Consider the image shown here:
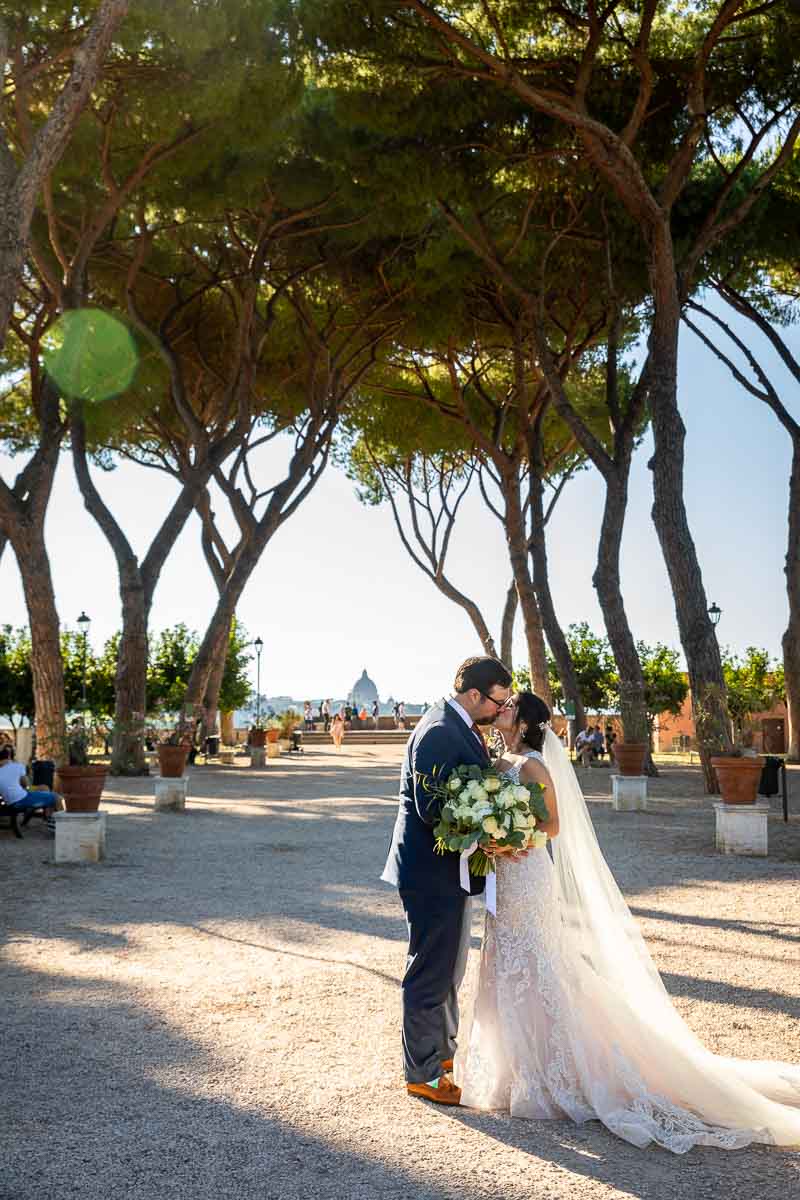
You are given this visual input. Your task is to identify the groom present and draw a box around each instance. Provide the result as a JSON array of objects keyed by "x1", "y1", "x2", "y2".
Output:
[{"x1": 381, "y1": 655, "x2": 513, "y2": 1105}]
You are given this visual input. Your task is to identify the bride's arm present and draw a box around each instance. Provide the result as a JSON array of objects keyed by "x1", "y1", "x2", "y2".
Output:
[{"x1": 520, "y1": 758, "x2": 559, "y2": 837}]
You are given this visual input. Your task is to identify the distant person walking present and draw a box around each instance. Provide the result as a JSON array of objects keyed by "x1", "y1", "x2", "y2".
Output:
[
  {"x1": 322, "y1": 699, "x2": 331, "y2": 732},
  {"x1": 303, "y1": 701, "x2": 313, "y2": 732},
  {"x1": 397, "y1": 701, "x2": 407, "y2": 730},
  {"x1": 372, "y1": 699, "x2": 380, "y2": 729},
  {"x1": 330, "y1": 710, "x2": 345, "y2": 751},
  {"x1": 344, "y1": 702, "x2": 353, "y2": 729}
]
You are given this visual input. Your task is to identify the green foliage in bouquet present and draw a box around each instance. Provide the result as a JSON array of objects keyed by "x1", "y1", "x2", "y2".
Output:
[{"x1": 421, "y1": 763, "x2": 549, "y2": 878}]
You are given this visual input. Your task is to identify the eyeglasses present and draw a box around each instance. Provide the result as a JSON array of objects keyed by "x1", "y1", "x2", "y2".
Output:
[{"x1": 479, "y1": 691, "x2": 513, "y2": 711}]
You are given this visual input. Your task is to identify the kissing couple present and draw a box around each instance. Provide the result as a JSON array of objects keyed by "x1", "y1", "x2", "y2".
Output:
[{"x1": 381, "y1": 655, "x2": 800, "y2": 1154}]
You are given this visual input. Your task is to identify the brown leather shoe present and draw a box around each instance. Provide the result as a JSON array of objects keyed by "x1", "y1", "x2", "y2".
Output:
[
  {"x1": 441, "y1": 1058, "x2": 454, "y2": 1071},
  {"x1": 407, "y1": 1072, "x2": 461, "y2": 1106}
]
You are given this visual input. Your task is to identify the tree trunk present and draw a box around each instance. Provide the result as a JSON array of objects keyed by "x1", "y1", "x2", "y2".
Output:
[
  {"x1": 111, "y1": 570, "x2": 149, "y2": 775},
  {"x1": 593, "y1": 473, "x2": 656, "y2": 774},
  {"x1": 12, "y1": 524, "x2": 65, "y2": 763},
  {"x1": 183, "y1": 564, "x2": 254, "y2": 713},
  {"x1": 647, "y1": 229, "x2": 730, "y2": 790},
  {"x1": 201, "y1": 616, "x2": 231, "y2": 744},
  {"x1": 528, "y1": 472, "x2": 584, "y2": 731},
  {"x1": 431, "y1": 574, "x2": 499, "y2": 658},
  {"x1": 0, "y1": 227, "x2": 26, "y2": 356},
  {"x1": 500, "y1": 579, "x2": 517, "y2": 671},
  {"x1": 783, "y1": 432, "x2": 800, "y2": 761},
  {"x1": 503, "y1": 474, "x2": 551, "y2": 702},
  {"x1": 0, "y1": 0, "x2": 131, "y2": 350}
]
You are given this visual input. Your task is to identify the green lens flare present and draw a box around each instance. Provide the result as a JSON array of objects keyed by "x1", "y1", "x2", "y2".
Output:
[{"x1": 43, "y1": 309, "x2": 138, "y2": 402}]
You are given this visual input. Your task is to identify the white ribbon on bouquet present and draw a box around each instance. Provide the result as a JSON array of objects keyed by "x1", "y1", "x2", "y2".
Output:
[{"x1": 459, "y1": 842, "x2": 496, "y2": 915}]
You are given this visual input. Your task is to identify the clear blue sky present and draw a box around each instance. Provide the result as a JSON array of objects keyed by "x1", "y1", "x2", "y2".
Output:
[{"x1": 1, "y1": 297, "x2": 793, "y2": 703}]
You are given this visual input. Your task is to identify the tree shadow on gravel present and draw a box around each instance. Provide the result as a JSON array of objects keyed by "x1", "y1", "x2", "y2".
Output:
[
  {"x1": 0, "y1": 960, "x2": 486, "y2": 1200},
  {"x1": 440, "y1": 1105, "x2": 800, "y2": 1200},
  {"x1": 631, "y1": 905, "x2": 800, "y2": 945}
]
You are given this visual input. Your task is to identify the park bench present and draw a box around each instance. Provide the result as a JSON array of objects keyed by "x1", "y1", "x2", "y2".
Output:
[{"x1": 0, "y1": 792, "x2": 55, "y2": 839}]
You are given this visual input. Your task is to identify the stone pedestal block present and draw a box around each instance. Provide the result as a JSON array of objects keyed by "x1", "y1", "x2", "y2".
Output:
[
  {"x1": 611, "y1": 774, "x2": 647, "y2": 812},
  {"x1": 266, "y1": 742, "x2": 281, "y2": 759},
  {"x1": 250, "y1": 747, "x2": 266, "y2": 767},
  {"x1": 714, "y1": 801, "x2": 769, "y2": 856},
  {"x1": 154, "y1": 776, "x2": 187, "y2": 812},
  {"x1": 54, "y1": 812, "x2": 107, "y2": 863}
]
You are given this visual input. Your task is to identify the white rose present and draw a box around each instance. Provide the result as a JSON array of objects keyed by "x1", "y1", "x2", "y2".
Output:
[
  {"x1": 462, "y1": 779, "x2": 478, "y2": 797},
  {"x1": 471, "y1": 801, "x2": 493, "y2": 820},
  {"x1": 482, "y1": 815, "x2": 500, "y2": 836},
  {"x1": 483, "y1": 776, "x2": 501, "y2": 793},
  {"x1": 530, "y1": 830, "x2": 548, "y2": 849},
  {"x1": 448, "y1": 776, "x2": 463, "y2": 792},
  {"x1": 497, "y1": 787, "x2": 515, "y2": 809},
  {"x1": 512, "y1": 810, "x2": 529, "y2": 831},
  {"x1": 514, "y1": 785, "x2": 530, "y2": 803},
  {"x1": 471, "y1": 784, "x2": 488, "y2": 803}
]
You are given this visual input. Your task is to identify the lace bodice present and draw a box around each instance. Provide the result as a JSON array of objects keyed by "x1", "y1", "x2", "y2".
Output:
[{"x1": 499, "y1": 749, "x2": 544, "y2": 785}]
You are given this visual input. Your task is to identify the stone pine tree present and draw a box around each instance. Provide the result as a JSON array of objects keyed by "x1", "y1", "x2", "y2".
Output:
[
  {"x1": 682, "y1": 184, "x2": 800, "y2": 757},
  {"x1": 0, "y1": 0, "x2": 131, "y2": 350},
  {"x1": 309, "y1": 0, "x2": 800, "y2": 787}
]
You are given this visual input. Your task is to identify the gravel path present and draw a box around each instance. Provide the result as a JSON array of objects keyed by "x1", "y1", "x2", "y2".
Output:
[{"x1": 1, "y1": 746, "x2": 799, "y2": 1199}]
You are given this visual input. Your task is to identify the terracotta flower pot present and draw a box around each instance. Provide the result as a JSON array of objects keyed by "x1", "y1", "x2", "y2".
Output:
[
  {"x1": 250, "y1": 729, "x2": 268, "y2": 748},
  {"x1": 265, "y1": 729, "x2": 280, "y2": 745},
  {"x1": 55, "y1": 765, "x2": 107, "y2": 813},
  {"x1": 711, "y1": 755, "x2": 763, "y2": 804},
  {"x1": 613, "y1": 742, "x2": 647, "y2": 777},
  {"x1": 157, "y1": 744, "x2": 189, "y2": 778}
]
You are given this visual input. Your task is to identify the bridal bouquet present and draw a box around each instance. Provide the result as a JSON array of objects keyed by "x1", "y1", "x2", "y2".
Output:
[{"x1": 425, "y1": 763, "x2": 549, "y2": 877}]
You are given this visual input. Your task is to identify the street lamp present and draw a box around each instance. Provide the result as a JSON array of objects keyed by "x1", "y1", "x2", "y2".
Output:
[
  {"x1": 254, "y1": 636, "x2": 264, "y2": 726},
  {"x1": 77, "y1": 610, "x2": 91, "y2": 714},
  {"x1": 708, "y1": 602, "x2": 722, "y2": 628}
]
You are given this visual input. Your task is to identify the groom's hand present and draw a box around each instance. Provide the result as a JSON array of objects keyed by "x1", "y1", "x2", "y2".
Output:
[{"x1": 485, "y1": 839, "x2": 530, "y2": 860}]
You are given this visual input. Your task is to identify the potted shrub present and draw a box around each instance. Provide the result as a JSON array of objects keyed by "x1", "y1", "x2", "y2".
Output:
[
  {"x1": 156, "y1": 724, "x2": 191, "y2": 778},
  {"x1": 278, "y1": 709, "x2": 302, "y2": 750},
  {"x1": 710, "y1": 722, "x2": 763, "y2": 804},
  {"x1": 264, "y1": 717, "x2": 281, "y2": 745},
  {"x1": 249, "y1": 723, "x2": 268, "y2": 748},
  {"x1": 56, "y1": 722, "x2": 107, "y2": 812},
  {"x1": 612, "y1": 741, "x2": 648, "y2": 777},
  {"x1": 698, "y1": 686, "x2": 765, "y2": 805}
]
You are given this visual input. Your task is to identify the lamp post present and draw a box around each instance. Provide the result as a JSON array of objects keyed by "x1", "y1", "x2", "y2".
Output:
[
  {"x1": 77, "y1": 610, "x2": 91, "y2": 717},
  {"x1": 254, "y1": 636, "x2": 263, "y2": 726},
  {"x1": 708, "y1": 602, "x2": 722, "y2": 628}
]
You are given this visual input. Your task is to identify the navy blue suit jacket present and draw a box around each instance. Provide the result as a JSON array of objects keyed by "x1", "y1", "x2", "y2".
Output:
[{"x1": 381, "y1": 701, "x2": 488, "y2": 896}]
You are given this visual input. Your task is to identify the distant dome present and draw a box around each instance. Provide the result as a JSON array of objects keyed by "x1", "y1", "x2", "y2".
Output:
[{"x1": 352, "y1": 669, "x2": 379, "y2": 705}]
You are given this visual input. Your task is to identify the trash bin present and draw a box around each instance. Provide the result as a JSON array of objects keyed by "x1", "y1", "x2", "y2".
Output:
[
  {"x1": 30, "y1": 759, "x2": 55, "y2": 789},
  {"x1": 759, "y1": 756, "x2": 782, "y2": 797},
  {"x1": 205, "y1": 735, "x2": 220, "y2": 758}
]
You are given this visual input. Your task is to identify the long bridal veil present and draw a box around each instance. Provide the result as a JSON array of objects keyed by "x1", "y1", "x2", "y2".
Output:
[{"x1": 541, "y1": 726, "x2": 800, "y2": 1150}]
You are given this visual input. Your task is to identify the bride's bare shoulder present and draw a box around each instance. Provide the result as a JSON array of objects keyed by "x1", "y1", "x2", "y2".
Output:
[{"x1": 520, "y1": 755, "x2": 553, "y2": 789}]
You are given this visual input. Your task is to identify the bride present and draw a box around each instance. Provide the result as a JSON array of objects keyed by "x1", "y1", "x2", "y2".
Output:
[{"x1": 455, "y1": 691, "x2": 800, "y2": 1154}]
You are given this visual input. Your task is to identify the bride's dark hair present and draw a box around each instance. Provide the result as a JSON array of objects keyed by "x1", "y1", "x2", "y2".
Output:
[{"x1": 514, "y1": 691, "x2": 551, "y2": 753}]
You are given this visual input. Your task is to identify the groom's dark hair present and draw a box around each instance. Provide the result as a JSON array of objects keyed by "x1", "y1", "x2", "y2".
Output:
[{"x1": 454, "y1": 656, "x2": 512, "y2": 695}]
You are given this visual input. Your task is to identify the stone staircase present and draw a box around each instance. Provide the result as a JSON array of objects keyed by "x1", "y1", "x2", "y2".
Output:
[{"x1": 299, "y1": 729, "x2": 411, "y2": 747}]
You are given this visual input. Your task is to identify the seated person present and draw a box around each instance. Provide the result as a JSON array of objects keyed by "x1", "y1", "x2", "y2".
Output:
[
  {"x1": 574, "y1": 728, "x2": 594, "y2": 768},
  {"x1": 0, "y1": 745, "x2": 60, "y2": 814}
]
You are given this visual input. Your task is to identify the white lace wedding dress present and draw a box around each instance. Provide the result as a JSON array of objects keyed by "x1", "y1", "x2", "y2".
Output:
[{"x1": 455, "y1": 740, "x2": 800, "y2": 1154}]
